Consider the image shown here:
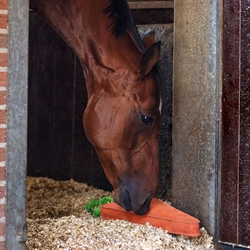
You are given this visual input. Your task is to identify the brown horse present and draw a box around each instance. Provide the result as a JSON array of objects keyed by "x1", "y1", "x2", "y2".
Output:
[{"x1": 30, "y1": 0, "x2": 161, "y2": 215}]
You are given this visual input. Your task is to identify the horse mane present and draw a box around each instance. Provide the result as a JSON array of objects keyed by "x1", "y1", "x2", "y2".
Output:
[
  {"x1": 104, "y1": 0, "x2": 145, "y2": 53},
  {"x1": 105, "y1": 0, "x2": 164, "y2": 95},
  {"x1": 104, "y1": 0, "x2": 134, "y2": 37}
]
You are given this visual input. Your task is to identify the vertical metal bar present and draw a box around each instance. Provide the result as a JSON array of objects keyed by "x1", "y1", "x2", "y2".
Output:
[{"x1": 6, "y1": 0, "x2": 29, "y2": 249}]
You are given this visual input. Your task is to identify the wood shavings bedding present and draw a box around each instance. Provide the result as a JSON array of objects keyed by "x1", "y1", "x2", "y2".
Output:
[{"x1": 26, "y1": 177, "x2": 214, "y2": 249}]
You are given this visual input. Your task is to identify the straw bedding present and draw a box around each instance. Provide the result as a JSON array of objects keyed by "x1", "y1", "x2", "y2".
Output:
[{"x1": 26, "y1": 177, "x2": 214, "y2": 249}]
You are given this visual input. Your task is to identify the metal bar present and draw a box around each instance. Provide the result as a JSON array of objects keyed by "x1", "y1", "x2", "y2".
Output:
[{"x1": 128, "y1": 1, "x2": 174, "y2": 9}]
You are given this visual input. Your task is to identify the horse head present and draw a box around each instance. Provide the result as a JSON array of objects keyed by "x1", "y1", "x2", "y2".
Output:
[
  {"x1": 30, "y1": 0, "x2": 162, "y2": 216},
  {"x1": 83, "y1": 32, "x2": 161, "y2": 215}
]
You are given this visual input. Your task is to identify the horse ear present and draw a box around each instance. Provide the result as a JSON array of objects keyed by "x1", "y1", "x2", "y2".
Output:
[
  {"x1": 140, "y1": 41, "x2": 161, "y2": 76},
  {"x1": 142, "y1": 31, "x2": 155, "y2": 50}
]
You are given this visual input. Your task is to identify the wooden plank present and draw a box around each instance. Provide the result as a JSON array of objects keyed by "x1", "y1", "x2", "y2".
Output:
[
  {"x1": 238, "y1": 0, "x2": 250, "y2": 246},
  {"x1": 220, "y1": 0, "x2": 241, "y2": 245},
  {"x1": 128, "y1": 1, "x2": 174, "y2": 9},
  {"x1": 28, "y1": 12, "x2": 75, "y2": 180},
  {"x1": 128, "y1": 0, "x2": 170, "y2": 1},
  {"x1": 131, "y1": 9, "x2": 174, "y2": 24},
  {"x1": 220, "y1": 0, "x2": 250, "y2": 247}
]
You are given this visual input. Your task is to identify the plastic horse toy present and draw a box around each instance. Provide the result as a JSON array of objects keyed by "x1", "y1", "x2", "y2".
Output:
[{"x1": 30, "y1": 0, "x2": 162, "y2": 215}]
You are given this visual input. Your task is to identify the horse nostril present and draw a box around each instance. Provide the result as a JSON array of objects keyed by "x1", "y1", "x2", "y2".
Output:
[
  {"x1": 143, "y1": 194, "x2": 153, "y2": 208},
  {"x1": 134, "y1": 194, "x2": 153, "y2": 216},
  {"x1": 123, "y1": 190, "x2": 132, "y2": 212},
  {"x1": 117, "y1": 189, "x2": 154, "y2": 215}
]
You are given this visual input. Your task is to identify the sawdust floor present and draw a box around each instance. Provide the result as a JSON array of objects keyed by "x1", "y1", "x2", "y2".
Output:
[{"x1": 26, "y1": 177, "x2": 215, "y2": 250}]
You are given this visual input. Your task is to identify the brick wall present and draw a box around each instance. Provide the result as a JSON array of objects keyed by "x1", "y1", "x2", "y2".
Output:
[{"x1": 0, "y1": 0, "x2": 7, "y2": 248}]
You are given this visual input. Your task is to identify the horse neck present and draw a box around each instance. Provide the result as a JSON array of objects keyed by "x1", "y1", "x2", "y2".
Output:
[{"x1": 30, "y1": 0, "x2": 142, "y2": 94}]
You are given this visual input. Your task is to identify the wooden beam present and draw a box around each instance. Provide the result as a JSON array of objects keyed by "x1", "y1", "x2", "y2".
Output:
[{"x1": 128, "y1": 1, "x2": 174, "y2": 9}]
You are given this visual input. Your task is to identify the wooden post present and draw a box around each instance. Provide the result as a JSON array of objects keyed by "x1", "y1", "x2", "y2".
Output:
[{"x1": 128, "y1": 1, "x2": 174, "y2": 9}]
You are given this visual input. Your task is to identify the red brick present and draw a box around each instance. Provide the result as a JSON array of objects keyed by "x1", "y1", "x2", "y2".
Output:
[
  {"x1": 0, "y1": 54, "x2": 7, "y2": 67},
  {"x1": 0, "y1": 0, "x2": 8, "y2": 9},
  {"x1": 0, "y1": 34, "x2": 7, "y2": 48},
  {"x1": 0, "y1": 92, "x2": 6, "y2": 106},
  {"x1": 0, "y1": 110, "x2": 6, "y2": 124},
  {"x1": 0, "y1": 205, "x2": 5, "y2": 218},
  {"x1": 0, "y1": 72, "x2": 6, "y2": 81},
  {"x1": 0, "y1": 223, "x2": 5, "y2": 238},
  {"x1": 0, "y1": 81, "x2": 6, "y2": 88},
  {"x1": 0, "y1": 148, "x2": 5, "y2": 163},
  {"x1": 0, "y1": 166, "x2": 5, "y2": 181},
  {"x1": 0, "y1": 242, "x2": 4, "y2": 249},
  {"x1": 0, "y1": 186, "x2": 4, "y2": 200},
  {"x1": 0, "y1": 72, "x2": 7, "y2": 87},
  {"x1": 0, "y1": 14, "x2": 7, "y2": 29},
  {"x1": 0, "y1": 128, "x2": 5, "y2": 142},
  {"x1": 0, "y1": 92, "x2": 6, "y2": 105}
]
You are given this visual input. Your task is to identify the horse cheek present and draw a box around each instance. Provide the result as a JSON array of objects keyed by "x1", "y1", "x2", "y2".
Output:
[{"x1": 83, "y1": 104, "x2": 98, "y2": 146}]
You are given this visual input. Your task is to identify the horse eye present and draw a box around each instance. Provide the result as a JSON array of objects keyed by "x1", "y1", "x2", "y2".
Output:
[{"x1": 140, "y1": 114, "x2": 155, "y2": 126}]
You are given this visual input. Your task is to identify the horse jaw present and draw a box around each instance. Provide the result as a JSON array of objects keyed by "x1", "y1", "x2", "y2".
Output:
[{"x1": 93, "y1": 141, "x2": 159, "y2": 215}]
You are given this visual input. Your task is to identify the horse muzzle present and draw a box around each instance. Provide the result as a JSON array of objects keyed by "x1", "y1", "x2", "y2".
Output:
[{"x1": 114, "y1": 187, "x2": 154, "y2": 215}]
